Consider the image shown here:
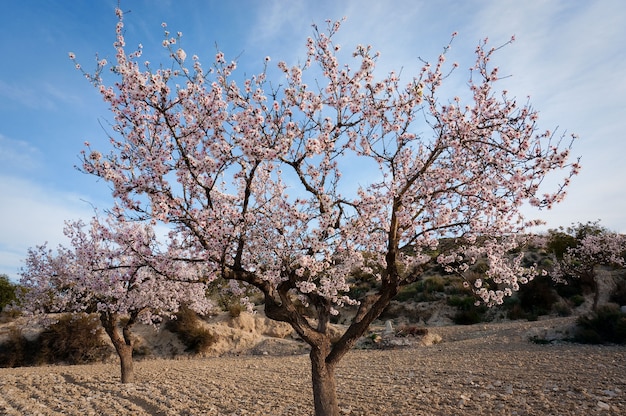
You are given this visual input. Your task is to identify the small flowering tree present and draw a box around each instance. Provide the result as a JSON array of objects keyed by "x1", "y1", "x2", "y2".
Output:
[
  {"x1": 549, "y1": 222, "x2": 626, "y2": 310},
  {"x1": 74, "y1": 9, "x2": 579, "y2": 414},
  {"x1": 18, "y1": 215, "x2": 212, "y2": 383}
]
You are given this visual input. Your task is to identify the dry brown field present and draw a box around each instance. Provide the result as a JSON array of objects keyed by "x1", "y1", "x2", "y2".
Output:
[{"x1": 1, "y1": 318, "x2": 625, "y2": 415}]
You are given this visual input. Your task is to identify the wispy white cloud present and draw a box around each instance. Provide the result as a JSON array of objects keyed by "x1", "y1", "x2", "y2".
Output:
[
  {"x1": 0, "y1": 135, "x2": 42, "y2": 173},
  {"x1": 0, "y1": 176, "x2": 100, "y2": 281},
  {"x1": 461, "y1": 1, "x2": 626, "y2": 233},
  {"x1": 0, "y1": 80, "x2": 59, "y2": 111},
  {"x1": 237, "y1": 0, "x2": 626, "y2": 234}
]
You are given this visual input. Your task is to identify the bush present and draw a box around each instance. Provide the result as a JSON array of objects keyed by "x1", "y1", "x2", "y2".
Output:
[
  {"x1": 554, "y1": 275, "x2": 590, "y2": 299},
  {"x1": 553, "y1": 301, "x2": 572, "y2": 317},
  {"x1": 166, "y1": 306, "x2": 216, "y2": 354},
  {"x1": 447, "y1": 294, "x2": 487, "y2": 325},
  {"x1": 228, "y1": 303, "x2": 244, "y2": 318},
  {"x1": 518, "y1": 276, "x2": 558, "y2": 314},
  {"x1": 505, "y1": 297, "x2": 526, "y2": 320},
  {"x1": 394, "y1": 278, "x2": 446, "y2": 303},
  {"x1": 447, "y1": 295, "x2": 476, "y2": 310},
  {"x1": 453, "y1": 309, "x2": 483, "y2": 325},
  {"x1": 0, "y1": 314, "x2": 111, "y2": 367},
  {"x1": 0, "y1": 274, "x2": 17, "y2": 313},
  {"x1": 37, "y1": 314, "x2": 111, "y2": 365},
  {"x1": 444, "y1": 279, "x2": 468, "y2": 296},
  {"x1": 574, "y1": 305, "x2": 626, "y2": 344},
  {"x1": 394, "y1": 283, "x2": 420, "y2": 302},
  {"x1": 0, "y1": 327, "x2": 38, "y2": 367},
  {"x1": 569, "y1": 294, "x2": 585, "y2": 307}
]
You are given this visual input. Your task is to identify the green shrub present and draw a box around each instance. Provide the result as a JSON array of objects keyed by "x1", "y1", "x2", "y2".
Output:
[
  {"x1": 394, "y1": 283, "x2": 419, "y2": 302},
  {"x1": 505, "y1": 298, "x2": 526, "y2": 320},
  {"x1": 554, "y1": 275, "x2": 590, "y2": 299},
  {"x1": 453, "y1": 309, "x2": 483, "y2": 325},
  {"x1": 426, "y1": 276, "x2": 446, "y2": 292},
  {"x1": 521, "y1": 252, "x2": 542, "y2": 268},
  {"x1": 569, "y1": 294, "x2": 585, "y2": 307},
  {"x1": 395, "y1": 278, "x2": 447, "y2": 303},
  {"x1": 553, "y1": 301, "x2": 572, "y2": 317},
  {"x1": 517, "y1": 276, "x2": 558, "y2": 317},
  {"x1": 444, "y1": 279, "x2": 468, "y2": 296},
  {"x1": 0, "y1": 274, "x2": 17, "y2": 313},
  {"x1": 166, "y1": 307, "x2": 216, "y2": 354},
  {"x1": 346, "y1": 283, "x2": 370, "y2": 300},
  {"x1": 574, "y1": 305, "x2": 626, "y2": 344},
  {"x1": 447, "y1": 295, "x2": 476, "y2": 310},
  {"x1": 546, "y1": 231, "x2": 577, "y2": 259}
]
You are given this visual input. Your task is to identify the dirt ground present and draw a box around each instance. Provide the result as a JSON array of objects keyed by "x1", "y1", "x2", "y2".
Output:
[{"x1": 1, "y1": 317, "x2": 625, "y2": 415}]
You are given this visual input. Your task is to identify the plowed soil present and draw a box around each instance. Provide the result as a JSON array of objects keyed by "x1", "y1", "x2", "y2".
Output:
[{"x1": 1, "y1": 317, "x2": 625, "y2": 415}]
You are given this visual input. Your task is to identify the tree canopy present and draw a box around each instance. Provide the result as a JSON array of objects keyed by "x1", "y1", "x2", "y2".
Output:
[{"x1": 72, "y1": 10, "x2": 579, "y2": 414}]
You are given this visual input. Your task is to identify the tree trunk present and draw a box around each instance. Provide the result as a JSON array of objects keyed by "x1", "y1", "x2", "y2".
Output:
[
  {"x1": 100, "y1": 313, "x2": 135, "y2": 383},
  {"x1": 310, "y1": 342, "x2": 339, "y2": 416},
  {"x1": 258, "y1": 269, "x2": 400, "y2": 415},
  {"x1": 115, "y1": 342, "x2": 135, "y2": 383}
]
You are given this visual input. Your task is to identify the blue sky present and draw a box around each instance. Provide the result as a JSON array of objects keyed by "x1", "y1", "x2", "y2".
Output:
[{"x1": 1, "y1": 0, "x2": 625, "y2": 281}]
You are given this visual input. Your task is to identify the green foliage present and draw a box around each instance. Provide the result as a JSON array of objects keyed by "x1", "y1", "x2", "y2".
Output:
[
  {"x1": 547, "y1": 221, "x2": 609, "y2": 259},
  {"x1": 452, "y1": 309, "x2": 484, "y2": 325},
  {"x1": 444, "y1": 279, "x2": 469, "y2": 296},
  {"x1": 518, "y1": 276, "x2": 559, "y2": 315},
  {"x1": 546, "y1": 231, "x2": 578, "y2": 260},
  {"x1": 521, "y1": 251, "x2": 542, "y2": 268},
  {"x1": 447, "y1": 295, "x2": 476, "y2": 309},
  {"x1": 447, "y1": 295, "x2": 487, "y2": 325},
  {"x1": 574, "y1": 305, "x2": 626, "y2": 344},
  {"x1": 508, "y1": 273, "x2": 579, "y2": 320},
  {"x1": 0, "y1": 274, "x2": 17, "y2": 312},
  {"x1": 166, "y1": 306, "x2": 216, "y2": 354},
  {"x1": 346, "y1": 281, "x2": 371, "y2": 300},
  {"x1": 505, "y1": 298, "x2": 526, "y2": 320},
  {"x1": 553, "y1": 301, "x2": 573, "y2": 317},
  {"x1": 393, "y1": 283, "x2": 420, "y2": 302},
  {"x1": 394, "y1": 277, "x2": 446, "y2": 302},
  {"x1": 569, "y1": 294, "x2": 585, "y2": 307},
  {"x1": 554, "y1": 276, "x2": 589, "y2": 299}
]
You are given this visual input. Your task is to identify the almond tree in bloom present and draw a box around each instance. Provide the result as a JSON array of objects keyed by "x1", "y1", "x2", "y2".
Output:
[
  {"x1": 18, "y1": 215, "x2": 212, "y2": 383},
  {"x1": 75, "y1": 10, "x2": 579, "y2": 414},
  {"x1": 549, "y1": 221, "x2": 626, "y2": 310}
]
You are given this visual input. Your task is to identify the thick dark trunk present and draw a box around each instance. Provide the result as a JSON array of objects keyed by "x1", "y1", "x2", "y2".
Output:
[
  {"x1": 100, "y1": 313, "x2": 135, "y2": 383},
  {"x1": 258, "y1": 267, "x2": 401, "y2": 415},
  {"x1": 115, "y1": 342, "x2": 135, "y2": 383},
  {"x1": 310, "y1": 343, "x2": 339, "y2": 416}
]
